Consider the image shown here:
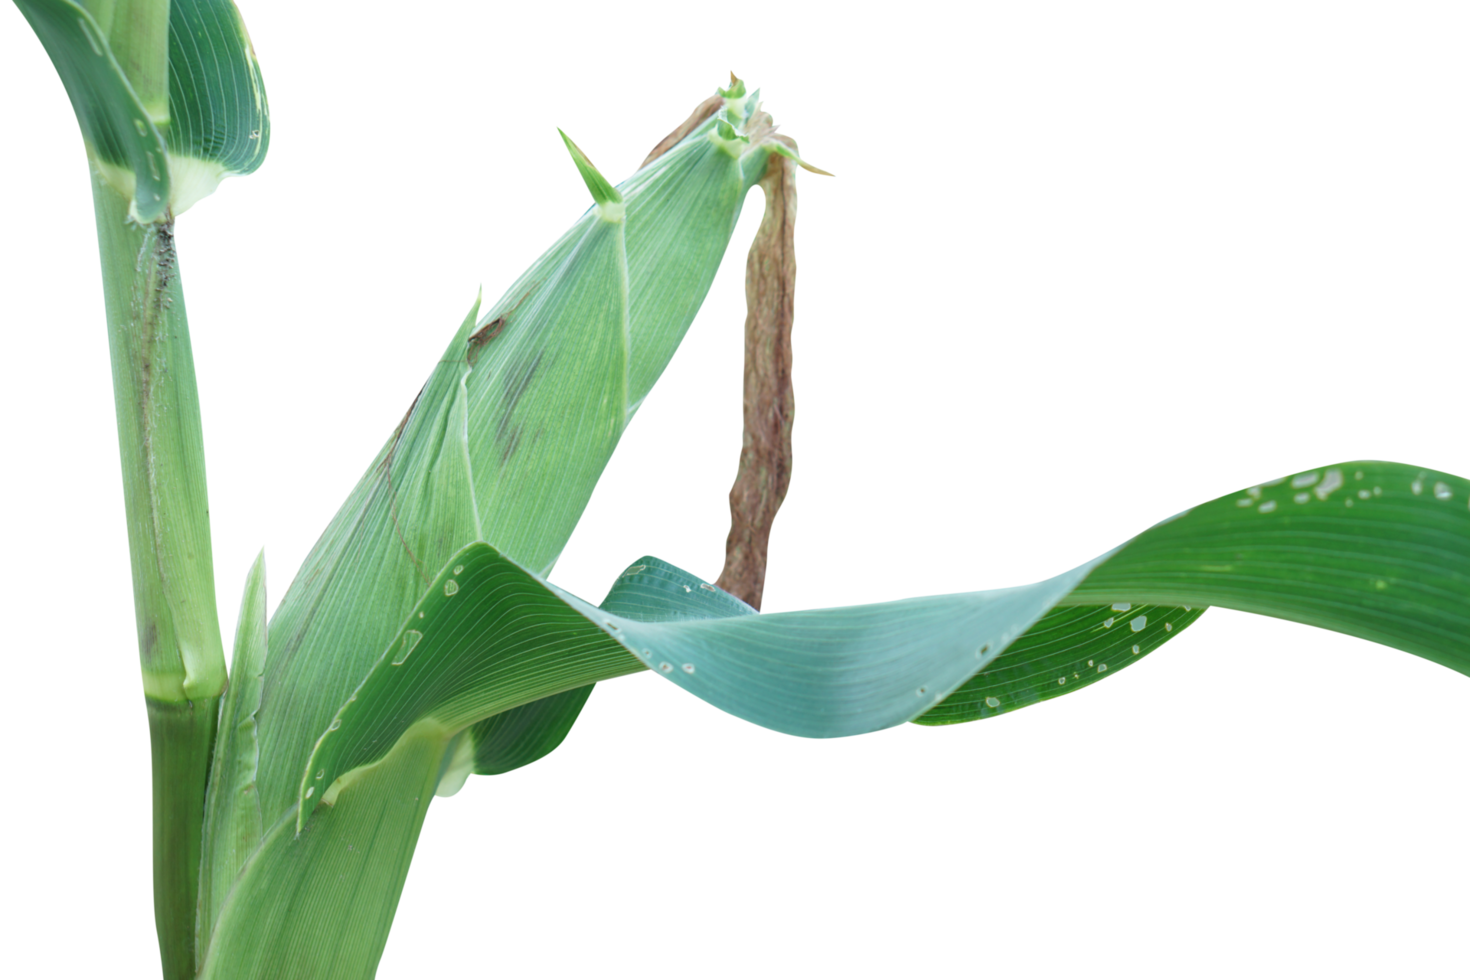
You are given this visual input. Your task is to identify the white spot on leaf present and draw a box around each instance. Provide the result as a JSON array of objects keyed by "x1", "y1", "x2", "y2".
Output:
[
  {"x1": 1314, "y1": 468, "x2": 1344, "y2": 500},
  {"x1": 391, "y1": 630, "x2": 423, "y2": 666}
]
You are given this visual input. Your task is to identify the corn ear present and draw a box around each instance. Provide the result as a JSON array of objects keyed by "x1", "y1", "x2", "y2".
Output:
[
  {"x1": 191, "y1": 84, "x2": 808, "y2": 978},
  {"x1": 248, "y1": 86, "x2": 797, "y2": 831}
]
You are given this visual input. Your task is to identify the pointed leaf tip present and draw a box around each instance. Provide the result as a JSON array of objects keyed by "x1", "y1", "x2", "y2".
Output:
[
  {"x1": 768, "y1": 140, "x2": 833, "y2": 177},
  {"x1": 557, "y1": 129, "x2": 622, "y2": 207}
]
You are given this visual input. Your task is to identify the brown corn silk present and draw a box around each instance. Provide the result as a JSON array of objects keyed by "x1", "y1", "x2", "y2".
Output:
[{"x1": 714, "y1": 143, "x2": 798, "y2": 610}]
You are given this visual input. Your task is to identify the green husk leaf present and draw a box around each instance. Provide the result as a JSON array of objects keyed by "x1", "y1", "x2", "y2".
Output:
[
  {"x1": 558, "y1": 128, "x2": 622, "y2": 207},
  {"x1": 198, "y1": 722, "x2": 445, "y2": 980},
  {"x1": 197, "y1": 551, "x2": 268, "y2": 947}
]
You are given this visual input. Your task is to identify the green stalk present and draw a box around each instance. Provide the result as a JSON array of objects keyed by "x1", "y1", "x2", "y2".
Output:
[
  {"x1": 149, "y1": 698, "x2": 218, "y2": 979},
  {"x1": 92, "y1": 170, "x2": 226, "y2": 979}
]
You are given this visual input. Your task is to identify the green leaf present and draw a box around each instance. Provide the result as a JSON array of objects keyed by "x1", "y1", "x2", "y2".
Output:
[
  {"x1": 160, "y1": 0, "x2": 270, "y2": 212},
  {"x1": 597, "y1": 557, "x2": 1107, "y2": 737},
  {"x1": 298, "y1": 546, "x2": 1101, "y2": 820},
  {"x1": 924, "y1": 461, "x2": 1469, "y2": 722},
  {"x1": 1067, "y1": 463, "x2": 1470, "y2": 670},
  {"x1": 19, "y1": 0, "x2": 268, "y2": 218},
  {"x1": 914, "y1": 602, "x2": 1207, "y2": 724},
  {"x1": 16, "y1": 0, "x2": 171, "y2": 220},
  {"x1": 464, "y1": 685, "x2": 594, "y2": 777},
  {"x1": 298, "y1": 461, "x2": 1469, "y2": 819},
  {"x1": 296, "y1": 543, "x2": 641, "y2": 831}
]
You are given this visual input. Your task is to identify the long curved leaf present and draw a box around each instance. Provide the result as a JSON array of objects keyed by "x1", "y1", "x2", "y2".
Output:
[{"x1": 299, "y1": 460, "x2": 1469, "y2": 825}]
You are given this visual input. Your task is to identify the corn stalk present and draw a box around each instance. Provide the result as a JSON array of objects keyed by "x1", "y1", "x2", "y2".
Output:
[{"x1": 16, "y1": 2, "x2": 1470, "y2": 979}]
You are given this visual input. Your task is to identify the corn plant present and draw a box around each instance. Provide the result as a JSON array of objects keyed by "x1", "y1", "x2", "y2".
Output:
[{"x1": 12, "y1": 1, "x2": 1470, "y2": 978}]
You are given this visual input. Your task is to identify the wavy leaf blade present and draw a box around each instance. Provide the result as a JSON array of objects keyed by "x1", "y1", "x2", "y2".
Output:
[
  {"x1": 467, "y1": 685, "x2": 594, "y2": 777},
  {"x1": 298, "y1": 543, "x2": 646, "y2": 830},
  {"x1": 1071, "y1": 463, "x2": 1470, "y2": 671}
]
